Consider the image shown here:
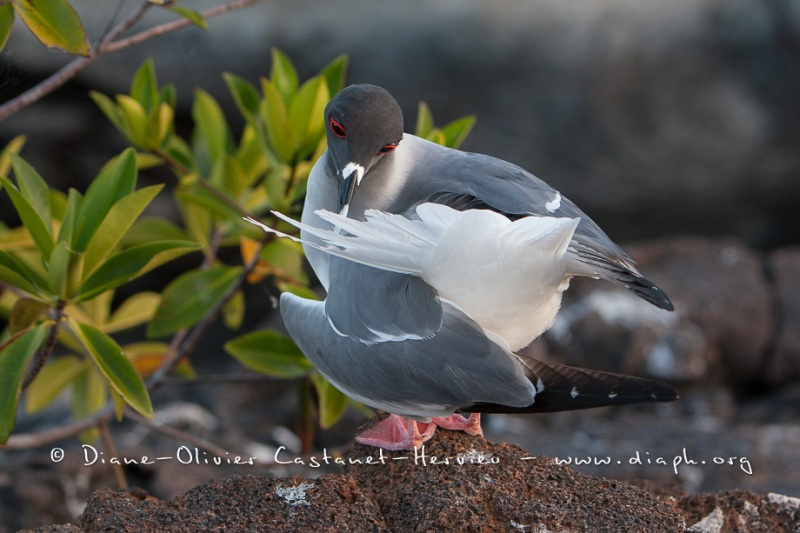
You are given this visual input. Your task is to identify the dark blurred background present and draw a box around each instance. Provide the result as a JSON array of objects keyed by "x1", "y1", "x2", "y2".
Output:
[
  {"x1": 2, "y1": 0, "x2": 799, "y2": 249},
  {"x1": 1, "y1": 0, "x2": 799, "y2": 529}
]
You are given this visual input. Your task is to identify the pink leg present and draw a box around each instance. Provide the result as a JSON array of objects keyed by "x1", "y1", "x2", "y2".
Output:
[
  {"x1": 355, "y1": 414, "x2": 437, "y2": 450},
  {"x1": 431, "y1": 413, "x2": 483, "y2": 437}
]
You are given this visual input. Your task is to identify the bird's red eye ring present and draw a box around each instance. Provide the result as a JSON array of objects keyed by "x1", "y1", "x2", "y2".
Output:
[
  {"x1": 379, "y1": 144, "x2": 397, "y2": 154},
  {"x1": 329, "y1": 118, "x2": 346, "y2": 139}
]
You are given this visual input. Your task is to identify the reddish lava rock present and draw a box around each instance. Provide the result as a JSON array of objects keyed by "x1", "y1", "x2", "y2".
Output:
[
  {"x1": 76, "y1": 475, "x2": 386, "y2": 532},
  {"x1": 343, "y1": 430, "x2": 685, "y2": 531}
]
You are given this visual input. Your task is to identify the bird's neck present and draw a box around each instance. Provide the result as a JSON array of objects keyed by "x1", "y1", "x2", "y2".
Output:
[{"x1": 348, "y1": 143, "x2": 415, "y2": 218}]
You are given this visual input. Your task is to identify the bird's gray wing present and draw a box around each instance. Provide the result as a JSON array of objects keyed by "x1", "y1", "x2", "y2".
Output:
[
  {"x1": 403, "y1": 139, "x2": 673, "y2": 310},
  {"x1": 281, "y1": 292, "x2": 535, "y2": 419},
  {"x1": 323, "y1": 256, "x2": 443, "y2": 344}
]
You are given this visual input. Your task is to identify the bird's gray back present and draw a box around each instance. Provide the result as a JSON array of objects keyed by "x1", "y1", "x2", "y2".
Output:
[{"x1": 385, "y1": 135, "x2": 627, "y2": 258}]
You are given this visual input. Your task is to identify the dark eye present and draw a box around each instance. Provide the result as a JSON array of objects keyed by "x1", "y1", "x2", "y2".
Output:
[
  {"x1": 379, "y1": 144, "x2": 397, "y2": 154},
  {"x1": 329, "y1": 118, "x2": 346, "y2": 139}
]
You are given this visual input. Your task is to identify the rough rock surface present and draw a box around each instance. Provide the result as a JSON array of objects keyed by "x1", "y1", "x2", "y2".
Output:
[{"x1": 23, "y1": 431, "x2": 799, "y2": 533}]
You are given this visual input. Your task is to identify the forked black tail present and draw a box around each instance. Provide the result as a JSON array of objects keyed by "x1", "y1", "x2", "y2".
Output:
[{"x1": 462, "y1": 354, "x2": 678, "y2": 414}]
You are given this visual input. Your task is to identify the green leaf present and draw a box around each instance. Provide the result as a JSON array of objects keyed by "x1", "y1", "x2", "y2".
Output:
[
  {"x1": 270, "y1": 48, "x2": 299, "y2": 103},
  {"x1": 289, "y1": 76, "x2": 329, "y2": 159},
  {"x1": 12, "y1": 0, "x2": 90, "y2": 56},
  {"x1": 415, "y1": 102, "x2": 434, "y2": 139},
  {"x1": 264, "y1": 167, "x2": 290, "y2": 212},
  {"x1": 104, "y1": 292, "x2": 160, "y2": 334},
  {"x1": 171, "y1": 6, "x2": 208, "y2": 29},
  {"x1": 110, "y1": 388, "x2": 125, "y2": 421},
  {"x1": 148, "y1": 265, "x2": 242, "y2": 338},
  {"x1": 311, "y1": 372, "x2": 349, "y2": 429},
  {"x1": 176, "y1": 191, "x2": 212, "y2": 249},
  {"x1": 233, "y1": 125, "x2": 269, "y2": 187},
  {"x1": 428, "y1": 130, "x2": 445, "y2": 146},
  {"x1": 0, "y1": 176, "x2": 53, "y2": 260},
  {"x1": 164, "y1": 135, "x2": 193, "y2": 171},
  {"x1": 73, "y1": 149, "x2": 137, "y2": 253},
  {"x1": 224, "y1": 329, "x2": 313, "y2": 378},
  {"x1": 260, "y1": 80, "x2": 296, "y2": 163},
  {"x1": 77, "y1": 287, "x2": 113, "y2": 325},
  {"x1": 115, "y1": 95, "x2": 148, "y2": 147},
  {"x1": 82, "y1": 184, "x2": 164, "y2": 278},
  {"x1": 159, "y1": 84, "x2": 176, "y2": 109},
  {"x1": 0, "y1": 250, "x2": 43, "y2": 296},
  {"x1": 9, "y1": 298, "x2": 50, "y2": 334},
  {"x1": 56, "y1": 188, "x2": 82, "y2": 246},
  {"x1": 47, "y1": 240, "x2": 82, "y2": 299},
  {"x1": 320, "y1": 54, "x2": 349, "y2": 97},
  {"x1": 214, "y1": 155, "x2": 246, "y2": 199},
  {"x1": 145, "y1": 102, "x2": 173, "y2": 149},
  {"x1": 0, "y1": 135, "x2": 27, "y2": 178},
  {"x1": 9, "y1": 249, "x2": 49, "y2": 288},
  {"x1": 192, "y1": 89, "x2": 229, "y2": 173},
  {"x1": 223, "y1": 73, "x2": 260, "y2": 121},
  {"x1": 77, "y1": 240, "x2": 200, "y2": 302},
  {"x1": 70, "y1": 320, "x2": 153, "y2": 418},
  {"x1": 135, "y1": 152, "x2": 165, "y2": 169},
  {"x1": 130, "y1": 58, "x2": 159, "y2": 113},
  {"x1": 24, "y1": 355, "x2": 88, "y2": 414},
  {"x1": 8, "y1": 153, "x2": 51, "y2": 230},
  {"x1": 277, "y1": 282, "x2": 320, "y2": 301},
  {"x1": 441, "y1": 115, "x2": 476, "y2": 149},
  {"x1": 0, "y1": 3, "x2": 14, "y2": 53},
  {"x1": 260, "y1": 238, "x2": 308, "y2": 285},
  {"x1": 120, "y1": 216, "x2": 186, "y2": 247},
  {"x1": 0, "y1": 325, "x2": 47, "y2": 443},
  {"x1": 90, "y1": 92, "x2": 126, "y2": 133},
  {"x1": 48, "y1": 188, "x2": 67, "y2": 220},
  {"x1": 222, "y1": 289, "x2": 244, "y2": 330}
]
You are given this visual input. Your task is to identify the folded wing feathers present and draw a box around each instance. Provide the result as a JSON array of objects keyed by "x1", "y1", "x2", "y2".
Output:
[{"x1": 462, "y1": 353, "x2": 678, "y2": 414}]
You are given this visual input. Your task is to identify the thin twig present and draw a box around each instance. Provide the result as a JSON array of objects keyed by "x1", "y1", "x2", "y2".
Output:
[
  {"x1": 0, "y1": 282, "x2": 32, "y2": 300},
  {"x1": 0, "y1": 0, "x2": 261, "y2": 122},
  {"x1": 100, "y1": 420, "x2": 129, "y2": 489},
  {"x1": 0, "y1": 406, "x2": 115, "y2": 450},
  {"x1": 104, "y1": 0, "x2": 261, "y2": 55},
  {"x1": 126, "y1": 411, "x2": 238, "y2": 460},
  {"x1": 153, "y1": 147, "x2": 192, "y2": 175},
  {"x1": 203, "y1": 225, "x2": 226, "y2": 268},
  {"x1": 21, "y1": 300, "x2": 66, "y2": 391}
]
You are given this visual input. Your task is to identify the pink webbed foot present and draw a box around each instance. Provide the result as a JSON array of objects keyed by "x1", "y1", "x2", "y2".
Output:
[
  {"x1": 355, "y1": 414, "x2": 436, "y2": 451},
  {"x1": 431, "y1": 413, "x2": 483, "y2": 437}
]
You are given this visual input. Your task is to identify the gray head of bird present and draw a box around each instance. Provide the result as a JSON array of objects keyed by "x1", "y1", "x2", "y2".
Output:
[{"x1": 323, "y1": 84, "x2": 404, "y2": 216}]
